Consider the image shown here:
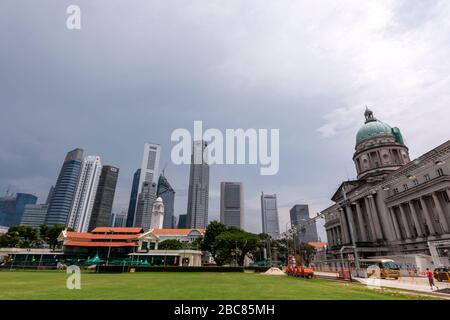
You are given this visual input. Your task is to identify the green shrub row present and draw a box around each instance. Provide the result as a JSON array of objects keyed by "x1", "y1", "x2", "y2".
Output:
[{"x1": 96, "y1": 265, "x2": 271, "y2": 273}]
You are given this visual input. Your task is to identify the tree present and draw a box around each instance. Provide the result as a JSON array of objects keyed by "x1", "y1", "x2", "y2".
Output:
[
  {"x1": 297, "y1": 242, "x2": 317, "y2": 266},
  {"x1": 0, "y1": 226, "x2": 40, "y2": 248},
  {"x1": 201, "y1": 221, "x2": 227, "y2": 262},
  {"x1": 214, "y1": 229, "x2": 260, "y2": 266},
  {"x1": 158, "y1": 239, "x2": 183, "y2": 250},
  {"x1": 40, "y1": 225, "x2": 67, "y2": 250}
]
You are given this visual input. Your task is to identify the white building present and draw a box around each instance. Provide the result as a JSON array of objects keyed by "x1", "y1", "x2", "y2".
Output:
[
  {"x1": 68, "y1": 155, "x2": 102, "y2": 232},
  {"x1": 150, "y1": 197, "x2": 164, "y2": 230}
]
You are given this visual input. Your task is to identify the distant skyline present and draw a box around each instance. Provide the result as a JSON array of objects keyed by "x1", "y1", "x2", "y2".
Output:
[{"x1": 2, "y1": 1, "x2": 450, "y2": 240}]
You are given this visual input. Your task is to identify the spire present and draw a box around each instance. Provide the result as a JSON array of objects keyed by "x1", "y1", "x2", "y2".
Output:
[{"x1": 364, "y1": 106, "x2": 376, "y2": 123}]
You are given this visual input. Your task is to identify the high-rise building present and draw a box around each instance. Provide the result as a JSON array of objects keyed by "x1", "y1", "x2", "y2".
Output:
[
  {"x1": 220, "y1": 182, "x2": 244, "y2": 229},
  {"x1": 177, "y1": 214, "x2": 187, "y2": 229},
  {"x1": 131, "y1": 143, "x2": 161, "y2": 228},
  {"x1": 111, "y1": 211, "x2": 127, "y2": 227},
  {"x1": 186, "y1": 140, "x2": 209, "y2": 228},
  {"x1": 20, "y1": 204, "x2": 48, "y2": 229},
  {"x1": 45, "y1": 148, "x2": 84, "y2": 226},
  {"x1": 45, "y1": 186, "x2": 54, "y2": 205},
  {"x1": 126, "y1": 169, "x2": 140, "y2": 227},
  {"x1": 134, "y1": 181, "x2": 157, "y2": 230},
  {"x1": 261, "y1": 193, "x2": 280, "y2": 239},
  {"x1": 290, "y1": 204, "x2": 319, "y2": 244},
  {"x1": 0, "y1": 193, "x2": 38, "y2": 227},
  {"x1": 157, "y1": 172, "x2": 175, "y2": 228},
  {"x1": 67, "y1": 156, "x2": 102, "y2": 232},
  {"x1": 88, "y1": 165, "x2": 119, "y2": 230}
]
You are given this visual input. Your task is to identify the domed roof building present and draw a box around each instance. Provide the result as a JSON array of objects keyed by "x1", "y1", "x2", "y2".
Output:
[{"x1": 353, "y1": 108, "x2": 410, "y2": 182}]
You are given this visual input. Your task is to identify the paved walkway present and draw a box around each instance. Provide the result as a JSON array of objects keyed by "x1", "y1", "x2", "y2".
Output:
[{"x1": 314, "y1": 271, "x2": 450, "y2": 295}]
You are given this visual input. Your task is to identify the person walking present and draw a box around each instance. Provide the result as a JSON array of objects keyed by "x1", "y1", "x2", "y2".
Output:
[{"x1": 426, "y1": 268, "x2": 438, "y2": 290}]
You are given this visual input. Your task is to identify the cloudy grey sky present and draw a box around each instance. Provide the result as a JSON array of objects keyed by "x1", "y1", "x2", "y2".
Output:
[{"x1": 1, "y1": 1, "x2": 450, "y2": 239}]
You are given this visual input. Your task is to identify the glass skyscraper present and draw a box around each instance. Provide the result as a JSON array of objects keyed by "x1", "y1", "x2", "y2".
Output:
[
  {"x1": 186, "y1": 141, "x2": 209, "y2": 228},
  {"x1": 261, "y1": 193, "x2": 280, "y2": 239},
  {"x1": 220, "y1": 182, "x2": 244, "y2": 229},
  {"x1": 126, "y1": 169, "x2": 140, "y2": 227},
  {"x1": 88, "y1": 165, "x2": 119, "y2": 230},
  {"x1": 45, "y1": 148, "x2": 84, "y2": 226},
  {"x1": 0, "y1": 193, "x2": 37, "y2": 227},
  {"x1": 157, "y1": 172, "x2": 175, "y2": 228},
  {"x1": 290, "y1": 204, "x2": 319, "y2": 244}
]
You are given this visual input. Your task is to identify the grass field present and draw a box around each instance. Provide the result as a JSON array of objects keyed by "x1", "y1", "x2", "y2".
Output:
[{"x1": 0, "y1": 270, "x2": 435, "y2": 300}]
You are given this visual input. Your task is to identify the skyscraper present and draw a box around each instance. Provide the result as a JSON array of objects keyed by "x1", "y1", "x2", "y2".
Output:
[
  {"x1": 261, "y1": 193, "x2": 280, "y2": 239},
  {"x1": 45, "y1": 148, "x2": 84, "y2": 226},
  {"x1": 20, "y1": 204, "x2": 48, "y2": 229},
  {"x1": 157, "y1": 172, "x2": 175, "y2": 228},
  {"x1": 220, "y1": 182, "x2": 244, "y2": 229},
  {"x1": 126, "y1": 169, "x2": 140, "y2": 227},
  {"x1": 186, "y1": 140, "x2": 209, "y2": 228},
  {"x1": 290, "y1": 204, "x2": 318, "y2": 244},
  {"x1": 111, "y1": 211, "x2": 127, "y2": 227},
  {"x1": 134, "y1": 181, "x2": 157, "y2": 230},
  {"x1": 0, "y1": 193, "x2": 38, "y2": 227},
  {"x1": 67, "y1": 156, "x2": 102, "y2": 232},
  {"x1": 177, "y1": 214, "x2": 187, "y2": 229},
  {"x1": 88, "y1": 165, "x2": 119, "y2": 230},
  {"x1": 132, "y1": 143, "x2": 161, "y2": 227}
]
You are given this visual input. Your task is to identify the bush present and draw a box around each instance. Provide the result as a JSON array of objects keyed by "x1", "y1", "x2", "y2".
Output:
[{"x1": 96, "y1": 265, "x2": 247, "y2": 273}]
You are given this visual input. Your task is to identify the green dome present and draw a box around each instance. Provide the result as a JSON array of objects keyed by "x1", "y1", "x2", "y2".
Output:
[{"x1": 356, "y1": 108, "x2": 394, "y2": 144}]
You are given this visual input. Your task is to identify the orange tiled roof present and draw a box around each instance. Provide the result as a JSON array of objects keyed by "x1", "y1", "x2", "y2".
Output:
[
  {"x1": 65, "y1": 241, "x2": 138, "y2": 247},
  {"x1": 90, "y1": 227, "x2": 143, "y2": 234},
  {"x1": 151, "y1": 228, "x2": 205, "y2": 236},
  {"x1": 66, "y1": 231, "x2": 139, "y2": 240},
  {"x1": 308, "y1": 242, "x2": 328, "y2": 248}
]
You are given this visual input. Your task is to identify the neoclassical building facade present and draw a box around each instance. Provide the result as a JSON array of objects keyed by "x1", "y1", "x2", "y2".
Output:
[{"x1": 322, "y1": 109, "x2": 450, "y2": 259}]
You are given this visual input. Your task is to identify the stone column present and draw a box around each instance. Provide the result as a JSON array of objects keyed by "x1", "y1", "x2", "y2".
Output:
[
  {"x1": 376, "y1": 190, "x2": 396, "y2": 241},
  {"x1": 419, "y1": 197, "x2": 436, "y2": 235},
  {"x1": 408, "y1": 201, "x2": 424, "y2": 237},
  {"x1": 364, "y1": 197, "x2": 377, "y2": 241},
  {"x1": 344, "y1": 205, "x2": 357, "y2": 244},
  {"x1": 398, "y1": 204, "x2": 412, "y2": 239},
  {"x1": 339, "y1": 209, "x2": 350, "y2": 244},
  {"x1": 369, "y1": 195, "x2": 383, "y2": 240},
  {"x1": 432, "y1": 192, "x2": 449, "y2": 233},
  {"x1": 354, "y1": 201, "x2": 368, "y2": 242},
  {"x1": 388, "y1": 207, "x2": 401, "y2": 240}
]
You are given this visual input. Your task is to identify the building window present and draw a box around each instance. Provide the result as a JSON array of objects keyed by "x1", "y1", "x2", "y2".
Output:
[
  {"x1": 413, "y1": 179, "x2": 419, "y2": 186},
  {"x1": 437, "y1": 168, "x2": 444, "y2": 177},
  {"x1": 403, "y1": 184, "x2": 408, "y2": 191},
  {"x1": 393, "y1": 188, "x2": 399, "y2": 194},
  {"x1": 424, "y1": 174, "x2": 431, "y2": 182}
]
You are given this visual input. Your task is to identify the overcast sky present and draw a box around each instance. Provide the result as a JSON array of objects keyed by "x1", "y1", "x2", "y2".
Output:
[{"x1": 1, "y1": 1, "x2": 450, "y2": 239}]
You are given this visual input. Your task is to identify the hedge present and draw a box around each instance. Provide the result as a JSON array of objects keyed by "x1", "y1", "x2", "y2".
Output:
[{"x1": 96, "y1": 265, "x2": 271, "y2": 273}]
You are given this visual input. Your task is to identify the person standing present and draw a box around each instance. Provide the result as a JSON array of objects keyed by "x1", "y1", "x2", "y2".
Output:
[{"x1": 426, "y1": 268, "x2": 438, "y2": 290}]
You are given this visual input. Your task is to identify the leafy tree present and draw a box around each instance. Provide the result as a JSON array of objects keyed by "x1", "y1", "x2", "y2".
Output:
[
  {"x1": 297, "y1": 242, "x2": 317, "y2": 266},
  {"x1": 39, "y1": 224, "x2": 67, "y2": 250},
  {"x1": 1, "y1": 226, "x2": 40, "y2": 248},
  {"x1": 158, "y1": 239, "x2": 183, "y2": 250},
  {"x1": 214, "y1": 229, "x2": 260, "y2": 266},
  {"x1": 201, "y1": 221, "x2": 227, "y2": 261}
]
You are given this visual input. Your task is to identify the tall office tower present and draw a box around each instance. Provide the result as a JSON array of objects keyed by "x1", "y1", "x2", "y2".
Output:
[
  {"x1": 134, "y1": 181, "x2": 157, "y2": 230},
  {"x1": 0, "y1": 193, "x2": 38, "y2": 227},
  {"x1": 88, "y1": 165, "x2": 119, "y2": 230},
  {"x1": 67, "y1": 156, "x2": 102, "y2": 232},
  {"x1": 220, "y1": 182, "x2": 244, "y2": 229},
  {"x1": 126, "y1": 169, "x2": 140, "y2": 227},
  {"x1": 177, "y1": 214, "x2": 187, "y2": 229},
  {"x1": 157, "y1": 172, "x2": 175, "y2": 228},
  {"x1": 261, "y1": 193, "x2": 280, "y2": 239},
  {"x1": 290, "y1": 204, "x2": 318, "y2": 244},
  {"x1": 45, "y1": 148, "x2": 84, "y2": 226},
  {"x1": 111, "y1": 211, "x2": 127, "y2": 227},
  {"x1": 186, "y1": 140, "x2": 210, "y2": 228},
  {"x1": 20, "y1": 204, "x2": 48, "y2": 229},
  {"x1": 132, "y1": 143, "x2": 161, "y2": 227}
]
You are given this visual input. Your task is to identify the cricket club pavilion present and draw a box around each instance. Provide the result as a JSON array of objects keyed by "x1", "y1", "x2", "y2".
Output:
[
  {"x1": 322, "y1": 108, "x2": 450, "y2": 262},
  {"x1": 58, "y1": 227, "x2": 205, "y2": 266}
]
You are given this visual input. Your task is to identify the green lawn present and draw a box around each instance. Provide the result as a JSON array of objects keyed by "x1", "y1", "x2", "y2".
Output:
[{"x1": 0, "y1": 270, "x2": 434, "y2": 300}]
